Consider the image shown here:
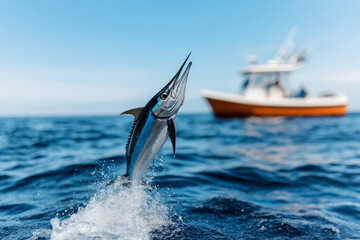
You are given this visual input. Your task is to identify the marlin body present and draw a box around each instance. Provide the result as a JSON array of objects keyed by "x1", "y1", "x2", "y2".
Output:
[{"x1": 108, "y1": 54, "x2": 192, "y2": 187}]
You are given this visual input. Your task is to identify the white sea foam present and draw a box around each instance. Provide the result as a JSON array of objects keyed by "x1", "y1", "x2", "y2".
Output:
[{"x1": 50, "y1": 183, "x2": 173, "y2": 240}]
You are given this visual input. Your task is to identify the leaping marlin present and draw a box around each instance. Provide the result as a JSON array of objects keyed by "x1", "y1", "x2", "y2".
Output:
[{"x1": 107, "y1": 53, "x2": 192, "y2": 188}]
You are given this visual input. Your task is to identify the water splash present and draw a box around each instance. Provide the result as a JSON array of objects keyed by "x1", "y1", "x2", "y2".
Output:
[{"x1": 51, "y1": 182, "x2": 173, "y2": 240}]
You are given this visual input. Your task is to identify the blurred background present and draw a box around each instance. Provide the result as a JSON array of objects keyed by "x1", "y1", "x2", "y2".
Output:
[
  {"x1": 0, "y1": 0, "x2": 359, "y2": 116},
  {"x1": 2, "y1": 1, "x2": 360, "y2": 239}
]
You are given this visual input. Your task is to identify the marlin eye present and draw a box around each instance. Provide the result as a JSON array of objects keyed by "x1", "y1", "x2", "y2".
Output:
[{"x1": 161, "y1": 93, "x2": 168, "y2": 100}]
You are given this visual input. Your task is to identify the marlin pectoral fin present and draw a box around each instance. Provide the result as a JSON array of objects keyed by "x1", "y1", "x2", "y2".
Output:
[
  {"x1": 167, "y1": 118, "x2": 176, "y2": 157},
  {"x1": 120, "y1": 107, "x2": 143, "y2": 121}
]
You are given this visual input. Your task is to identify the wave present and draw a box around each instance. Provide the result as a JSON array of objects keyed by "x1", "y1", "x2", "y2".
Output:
[
  {"x1": 187, "y1": 197, "x2": 341, "y2": 239},
  {"x1": 0, "y1": 203, "x2": 36, "y2": 215},
  {"x1": 3, "y1": 163, "x2": 99, "y2": 192}
]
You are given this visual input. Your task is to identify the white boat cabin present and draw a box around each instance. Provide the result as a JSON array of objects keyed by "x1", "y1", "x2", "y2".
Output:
[{"x1": 241, "y1": 63, "x2": 302, "y2": 100}]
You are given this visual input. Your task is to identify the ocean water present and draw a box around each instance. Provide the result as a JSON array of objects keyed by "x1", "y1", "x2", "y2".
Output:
[{"x1": 1, "y1": 113, "x2": 360, "y2": 239}]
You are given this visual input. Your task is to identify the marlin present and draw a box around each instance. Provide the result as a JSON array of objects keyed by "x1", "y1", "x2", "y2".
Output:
[{"x1": 107, "y1": 54, "x2": 192, "y2": 188}]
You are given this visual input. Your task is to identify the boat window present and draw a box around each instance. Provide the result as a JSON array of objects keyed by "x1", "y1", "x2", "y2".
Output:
[
  {"x1": 242, "y1": 75, "x2": 250, "y2": 89},
  {"x1": 245, "y1": 72, "x2": 285, "y2": 88},
  {"x1": 252, "y1": 74, "x2": 268, "y2": 87}
]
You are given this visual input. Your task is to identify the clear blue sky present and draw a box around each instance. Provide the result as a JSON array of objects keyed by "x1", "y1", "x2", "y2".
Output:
[{"x1": 0, "y1": 0, "x2": 359, "y2": 116}]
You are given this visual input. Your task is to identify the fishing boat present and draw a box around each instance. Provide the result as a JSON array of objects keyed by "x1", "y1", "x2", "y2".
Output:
[{"x1": 202, "y1": 30, "x2": 348, "y2": 118}]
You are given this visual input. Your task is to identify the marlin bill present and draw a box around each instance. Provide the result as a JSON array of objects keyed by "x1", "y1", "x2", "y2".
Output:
[{"x1": 107, "y1": 53, "x2": 192, "y2": 189}]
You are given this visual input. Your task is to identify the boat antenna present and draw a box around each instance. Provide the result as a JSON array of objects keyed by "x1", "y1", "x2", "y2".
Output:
[{"x1": 274, "y1": 27, "x2": 297, "y2": 64}]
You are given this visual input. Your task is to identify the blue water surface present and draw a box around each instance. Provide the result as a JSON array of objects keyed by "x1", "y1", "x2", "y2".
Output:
[{"x1": 1, "y1": 114, "x2": 360, "y2": 239}]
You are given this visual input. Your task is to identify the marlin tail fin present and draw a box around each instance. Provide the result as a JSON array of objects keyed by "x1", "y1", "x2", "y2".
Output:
[
  {"x1": 141, "y1": 180, "x2": 153, "y2": 192},
  {"x1": 106, "y1": 174, "x2": 130, "y2": 187},
  {"x1": 106, "y1": 175, "x2": 152, "y2": 192}
]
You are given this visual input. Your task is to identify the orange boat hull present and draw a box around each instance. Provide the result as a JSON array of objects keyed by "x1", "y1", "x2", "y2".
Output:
[{"x1": 205, "y1": 97, "x2": 347, "y2": 117}]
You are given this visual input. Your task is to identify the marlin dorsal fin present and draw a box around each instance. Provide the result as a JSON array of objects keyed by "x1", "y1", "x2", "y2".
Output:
[
  {"x1": 120, "y1": 107, "x2": 143, "y2": 121},
  {"x1": 121, "y1": 107, "x2": 144, "y2": 157}
]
